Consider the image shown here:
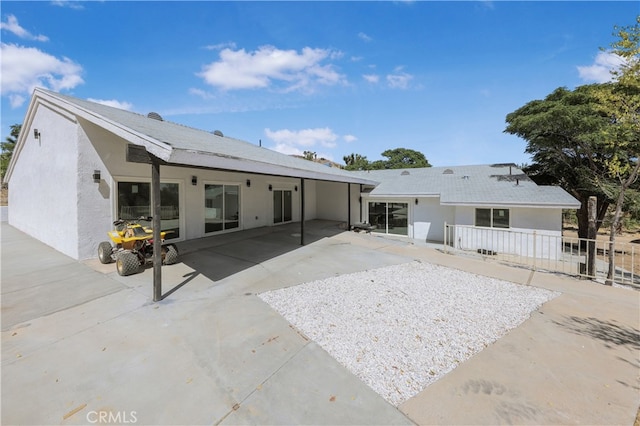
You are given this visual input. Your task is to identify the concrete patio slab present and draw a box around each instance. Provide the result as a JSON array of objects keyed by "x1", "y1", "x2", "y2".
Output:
[{"x1": 2, "y1": 221, "x2": 638, "y2": 425}]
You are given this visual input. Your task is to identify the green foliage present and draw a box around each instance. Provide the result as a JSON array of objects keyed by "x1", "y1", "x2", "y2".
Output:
[
  {"x1": 505, "y1": 85, "x2": 615, "y2": 237},
  {"x1": 505, "y1": 17, "x2": 640, "y2": 244},
  {"x1": 1, "y1": 124, "x2": 20, "y2": 181},
  {"x1": 343, "y1": 153, "x2": 370, "y2": 171},
  {"x1": 302, "y1": 150, "x2": 317, "y2": 161},
  {"x1": 343, "y1": 148, "x2": 431, "y2": 171}
]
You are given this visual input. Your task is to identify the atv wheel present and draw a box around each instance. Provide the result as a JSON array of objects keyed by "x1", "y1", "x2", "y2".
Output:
[
  {"x1": 98, "y1": 242, "x2": 114, "y2": 264},
  {"x1": 116, "y1": 252, "x2": 140, "y2": 276},
  {"x1": 162, "y1": 244, "x2": 179, "y2": 265}
]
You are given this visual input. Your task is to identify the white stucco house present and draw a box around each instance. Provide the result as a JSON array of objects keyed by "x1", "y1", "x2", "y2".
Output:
[
  {"x1": 357, "y1": 166, "x2": 580, "y2": 259},
  {"x1": 4, "y1": 89, "x2": 580, "y2": 261}
]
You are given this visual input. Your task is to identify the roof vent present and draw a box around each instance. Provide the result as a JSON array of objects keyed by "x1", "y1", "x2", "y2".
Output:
[
  {"x1": 443, "y1": 168, "x2": 454, "y2": 174},
  {"x1": 462, "y1": 175, "x2": 470, "y2": 180},
  {"x1": 401, "y1": 170, "x2": 410, "y2": 175},
  {"x1": 212, "y1": 130, "x2": 224, "y2": 137},
  {"x1": 147, "y1": 112, "x2": 163, "y2": 121}
]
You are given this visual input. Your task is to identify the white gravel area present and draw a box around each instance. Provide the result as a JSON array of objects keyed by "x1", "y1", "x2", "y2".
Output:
[{"x1": 259, "y1": 261, "x2": 560, "y2": 406}]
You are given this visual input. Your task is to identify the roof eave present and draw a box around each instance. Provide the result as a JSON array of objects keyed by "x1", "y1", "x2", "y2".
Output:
[
  {"x1": 440, "y1": 201, "x2": 581, "y2": 209},
  {"x1": 169, "y1": 149, "x2": 379, "y2": 184}
]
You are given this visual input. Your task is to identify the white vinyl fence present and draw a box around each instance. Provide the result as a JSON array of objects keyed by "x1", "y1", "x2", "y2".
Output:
[{"x1": 443, "y1": 223, "x2": 638, "y2": 286}]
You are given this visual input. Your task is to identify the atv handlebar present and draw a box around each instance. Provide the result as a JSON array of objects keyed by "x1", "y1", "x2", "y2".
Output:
[{"x1": 113, "y1": 216, "x2": 153, "y2": 226}]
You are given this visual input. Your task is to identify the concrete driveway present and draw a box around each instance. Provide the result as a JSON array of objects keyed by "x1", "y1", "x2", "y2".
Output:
[{"x1": 1, "y1": 221, "x2": 639, "y2": 425}]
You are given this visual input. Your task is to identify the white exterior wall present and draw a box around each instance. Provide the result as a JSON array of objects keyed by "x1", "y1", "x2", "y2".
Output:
[
  {"x1": 316, "y1": 181, "x2": 350, "y2": 222},
  {"x1": 8, "y1": 105, "x2": 81, "y2": 259},
  {"x1": 413, "y1": 196, "x2": 454, "y2": 242},
  {"x1": 8, "y1": 114, "x2": 338, "y2": 260},
  {"x1": 451, "y1": 206, "x2": 564, "y2": 259}
]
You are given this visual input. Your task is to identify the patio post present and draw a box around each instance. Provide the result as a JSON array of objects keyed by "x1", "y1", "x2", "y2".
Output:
[
  {"x1": 300, "y1": 178, "x2": 305, "y2": 245},
  {"x1": 151, "y1": 155, "x2": 162, "y2": 302}
]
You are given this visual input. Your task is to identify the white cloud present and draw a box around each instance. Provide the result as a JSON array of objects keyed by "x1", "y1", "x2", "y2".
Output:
[
  {"x1": 577, "y1": 51, "x2": 626, "y2": 83},
  {"x1": 1, "y1": 14, "x2": 49, "y2": 41},
  {"x1": 51, "y1": 1, "x2": 84, "y2": 10},
  {"x1": 203, "y1": 42, "x2": 237, "y2": 51},
  {"x1": 265, "y1": 127, "x2": 338, "y2": 148},
  {"x1": 1, "y1": 43, "x2": 84, "y2": 107},
  {"x1": 197, "y1": 45, "x2": 346, "y2": 92},
  {"x1": 188, "y1": 87, "x2": 216, "y2": 100},
  {"x1": 358, "y1": 32, "x2": 373, "y2": 42},
  {"x1": 9, "y1": 94, "x2": 25, "y2": 108},
  {"x1": 386, "y1": 71, "x2": 413, "y2": 89},
  {"x1": 343, "y1": 134, "x2": 357, "y2": 143},
  {"x1": 363, "y1": 74, "x2": 380, "y2": 84},
  {"x1": 87, "y1": 98, "x2": 133, "y2": 110}
]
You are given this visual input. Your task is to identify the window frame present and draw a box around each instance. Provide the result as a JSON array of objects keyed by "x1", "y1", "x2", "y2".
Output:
[
  {"x1": 204, "y1": 181, "x2": 241, "y2": 234},
  {"x1": 475, "y1": 208, "x2": 510, "y2": 229}
]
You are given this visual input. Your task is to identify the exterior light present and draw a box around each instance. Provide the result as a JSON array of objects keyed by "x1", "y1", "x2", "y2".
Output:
[
  {"x1": 415, "y1": 198, "x2": 418, "y2": 205},
  {"x1": 34, "y1": 129, "x2": 41, "y2": 139},
  {"x1": 191, "y1": 176, "x2": 197, "y2": 186},
  {"x1": 246, "y1": 179, "x2": 251, "y2": 187},
  {"x1": 92, "y1": 170, "x2": 101, "y2": 183},
  {"x1": 294, "y1": 185, "x2": 298, "y2": 192},
  {"x1": 268, "y1": 184, "x2": 273, "y2": 191}
]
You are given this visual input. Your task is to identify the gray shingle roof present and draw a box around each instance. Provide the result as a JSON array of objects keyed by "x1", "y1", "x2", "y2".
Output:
[
  {"x1": 356, "y1": 164, "x2": 580, "y2": 208},
  {"x1": 33, "y1": 89, "x2": 377, "y2": 185}
]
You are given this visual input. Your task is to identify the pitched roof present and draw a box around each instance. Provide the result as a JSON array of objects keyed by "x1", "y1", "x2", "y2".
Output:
[
  {"x1": 10, "y1": 88, "x2": 377, "y2": 185},
  {"x1": 357, "y1": 164, "x2": 581, "y2": 208}
]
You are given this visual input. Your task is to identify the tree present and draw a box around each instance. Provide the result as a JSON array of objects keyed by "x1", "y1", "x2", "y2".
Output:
[
  {"x1": 593, "y1": 18, "x2": 640, "y2": 284},
  {"x1": 343, "y1": 148, "x2": 431, "y2": 171},
  {"x1": 376, "y1": 148, "x2": 431, "y2": 169},
  {"x1": 343, "y1": 153, "x2": 370, "y2": 171},
  {"x1": 302, "y1": 150, "x2": 317, "y2": 161},
  {"x1": 505, "y1": 85, "x2": 615, "y2": 239},
  {"x1": 1, "y1": 124, "x2": 21, "y2": 181}
]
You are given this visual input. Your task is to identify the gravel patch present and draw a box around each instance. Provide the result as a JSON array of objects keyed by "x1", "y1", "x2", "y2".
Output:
[{"x1": 259, "y1": 261, "x2": 560, "y2": 406}]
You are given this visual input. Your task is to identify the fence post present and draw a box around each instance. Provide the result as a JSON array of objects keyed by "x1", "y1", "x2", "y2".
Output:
[
  {"x1": 587, "y1": 196, "x2": 597, "y2": 277},
  {"x1": 532, "y1": 230, "x2": 537, "y2": 271},
  {"x1": 443, "y1": 222, "x2": 448, "y2": 254}
]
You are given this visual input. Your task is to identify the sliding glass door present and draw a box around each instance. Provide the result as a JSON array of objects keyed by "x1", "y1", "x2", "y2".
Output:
[
  {"x1": 368, "y1": 201, "x2": 408, "y2": 236},
  {"x1": 205, "y1": 184, "x2": 239, "y2": 233},
  {"x1": 273, "y1": 190, "x2": 292, "y2": 224}
]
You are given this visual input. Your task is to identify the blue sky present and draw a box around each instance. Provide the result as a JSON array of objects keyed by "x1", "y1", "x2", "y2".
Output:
[{"x1": 1, "y1": 1, "x2": 637, "y2": 167}]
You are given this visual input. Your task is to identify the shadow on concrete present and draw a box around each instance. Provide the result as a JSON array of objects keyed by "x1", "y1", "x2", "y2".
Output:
[
  {"x1": 553, "y1": 316, "x2": 640, "y2": 350},
  {"x1": 162, "y1": 220, "x2": 347, "y2": 298}
]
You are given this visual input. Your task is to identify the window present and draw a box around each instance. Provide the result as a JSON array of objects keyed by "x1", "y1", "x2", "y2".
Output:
[
  {"x1": 475, "y1": 208, "x2": 509, "y2": 228},
  {"x1": 273, "y1": 190, "x2": 292, "y2": 224},
  {"x1": 475, "y1": 208, "x2": 491, "y2": 227},
  {"x1": 368, "y1": 201, "x2": 408, "y2": 236},
  {"x1": 492, "y1": 209, "x2": 510, "y2": 228},
  {"x1": 205, "y1": 184, "x2": 239, "y2": 233},
  {"x1": 117, "y1": 181, "x2": 180, "y2": 239}
]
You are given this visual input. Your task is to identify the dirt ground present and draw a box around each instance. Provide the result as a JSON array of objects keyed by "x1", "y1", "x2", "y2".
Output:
[{"x1": 563, "y1": 225, "x2": 640, "y2": 245}]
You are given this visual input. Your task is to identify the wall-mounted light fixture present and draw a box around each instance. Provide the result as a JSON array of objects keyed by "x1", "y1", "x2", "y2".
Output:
[
  {"x1": 191, "y1": 176, "x2": 198, "y2": 186},
  {"x1": 246, "y1": 179, "x2": 251, "y2": 187},
  {"x1": 294, "y1": 185, "x2": 298, "y2": 192},
  {"x1": 415, "y1": 198, "x2": 419, "y2": 205},
  {"x1": 359, "y1": 196, "x2": 362, "y2": 203},
  {"x1": 33, "y1": 129, "x2": 41, "y2": 140},
  {"x1": 92, "y1": 170, "x2": 101, "y2": 183},
  {"x1": 268, "y1": 184, "x2": 273, "y2": 191}
]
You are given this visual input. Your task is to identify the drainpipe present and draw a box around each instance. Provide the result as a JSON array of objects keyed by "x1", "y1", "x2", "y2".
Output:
[
  {"x1": 151, "y1": 155, "x2": 162, "y2": 302},
  {"x1": 359, "y1": 184, "x2": 363, "y2": 222},
  {"x1": 300, "y1": 178, "x2": 305, "y2": 246},
  {"x1": 347, "y1": 183, "x2": 351, "y2": 230}
]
